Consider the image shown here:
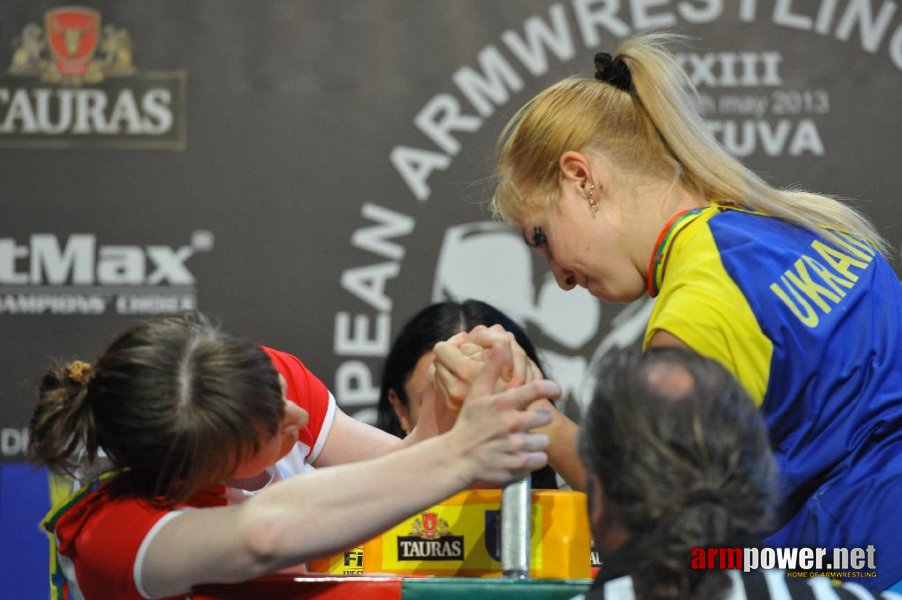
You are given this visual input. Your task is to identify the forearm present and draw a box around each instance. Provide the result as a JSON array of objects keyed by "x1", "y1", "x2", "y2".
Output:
[
  {"x1": 243, "y1": 434, "x2": 470, "y2": 568},
  {"x1": 144, "y1": 434, "x2": 471, "y2": 596},
  {"x1": 399, "y1": 402, "x2": 443, "y2": 447},
  {"x1": 532, "y1": 399, "x2": 586, "y2": 491}
]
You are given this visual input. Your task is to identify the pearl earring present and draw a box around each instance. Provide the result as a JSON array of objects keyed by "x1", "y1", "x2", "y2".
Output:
[{"x1": 585, "y1": 183, "x2": 598, "y2": 216}]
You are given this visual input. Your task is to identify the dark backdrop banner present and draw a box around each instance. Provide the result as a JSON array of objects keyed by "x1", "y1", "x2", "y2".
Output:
[{"x1": 2, "y1": 0, "x2": 901, "y2": 460}]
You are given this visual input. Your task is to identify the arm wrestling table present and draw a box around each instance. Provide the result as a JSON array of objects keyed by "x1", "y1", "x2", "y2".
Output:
[{"x1": 193, "y1": 480, "x2": 597, "y2": 599}]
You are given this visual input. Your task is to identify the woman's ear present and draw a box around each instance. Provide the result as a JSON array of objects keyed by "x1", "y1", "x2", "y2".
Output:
[
  {"x1": 280, "y1": 400, "x2": 308, "y2": 437},
  {"x1": 559, "y1": 151, "x2": 592, "y2": 186},
  {"x1": 387, "y1": 389, "x2": 412, "y2": 434}
]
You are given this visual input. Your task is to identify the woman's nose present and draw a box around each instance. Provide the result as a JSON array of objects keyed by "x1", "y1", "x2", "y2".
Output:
[{"x1": 550, "y1": 263, "x2": 577, "y2": 291}]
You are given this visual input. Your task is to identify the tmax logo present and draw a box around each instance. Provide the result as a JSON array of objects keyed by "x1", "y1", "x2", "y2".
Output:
[{"x1": 0, "y1": 231, "x2": 213, "y2": 315}]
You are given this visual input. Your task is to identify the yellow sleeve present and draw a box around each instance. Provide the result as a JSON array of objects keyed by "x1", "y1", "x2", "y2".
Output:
[{"x1": 644, "y1": 223, "x2": 772, "y2": 405}]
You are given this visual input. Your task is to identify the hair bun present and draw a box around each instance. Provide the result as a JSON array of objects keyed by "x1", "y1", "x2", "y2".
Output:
[
  {"x1": 67, "y1": 361, "x2": 94, "y2": 385},
  {"x1": 594, "y1": 52, "x2": 632, "y2": 92}
]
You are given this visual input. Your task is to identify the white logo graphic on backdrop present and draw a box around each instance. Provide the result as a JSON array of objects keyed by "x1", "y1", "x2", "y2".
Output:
[
  {"x1": 0, "y1": 230, "x2": 213, "y2": 315},
  {"x1": 432, "y1": 221, "x2": 653, "y2": 413},
  {"x1": 1, "y1": 427, "x2": 28, "y2": 458},
  {"x1": 339, "y1": 2, "x2": 901, "y2": 418}
]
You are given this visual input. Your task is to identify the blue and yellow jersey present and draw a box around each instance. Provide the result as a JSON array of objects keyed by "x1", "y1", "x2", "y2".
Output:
[{"x1": 644, "y1": 206, "x2": 902, "y2": 587}]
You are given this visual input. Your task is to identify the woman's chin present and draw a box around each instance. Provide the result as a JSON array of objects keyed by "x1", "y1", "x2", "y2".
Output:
[{"x1": 590, "y1": 283, "x2": 646, "y2": 304}]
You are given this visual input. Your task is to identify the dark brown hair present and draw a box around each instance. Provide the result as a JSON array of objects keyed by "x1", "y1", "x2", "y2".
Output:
[
  {"x1": 377, "y1": 299, "x2": 544, "y2": 437},
  {"x1": 28, "y1": 311, "x2": 284, "y2": 505},
  {"x1": 579, "y1": 347, "x2": 778, "y2": 600}
]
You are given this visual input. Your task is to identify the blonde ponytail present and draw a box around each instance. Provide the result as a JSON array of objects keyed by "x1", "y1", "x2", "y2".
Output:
[
  {"x1": 618, "y1": 32, "x2": 887, "y2": 253},
  {"x1": 494, "y1": 32, "x2": 889, "y2": 255}
]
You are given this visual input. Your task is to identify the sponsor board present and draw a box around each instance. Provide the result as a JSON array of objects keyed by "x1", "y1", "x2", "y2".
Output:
[
  {"x1": 0, "y1": 231, "x2": 213, "y2": 316},
  {"x1": 1, "y1": 6, "x2": 186, "y2": 149}
]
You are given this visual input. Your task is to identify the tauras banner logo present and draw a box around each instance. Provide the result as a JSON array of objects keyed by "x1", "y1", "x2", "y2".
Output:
[
  {"x1": 1, "y1": 6, "x2": 185, "y2": 149},
  {"x1": 0, "y1": 231, "x2": 213, "y2": 315},
  {"x1": 397, "y1": 512, "x2": 465, "y2": 561}
]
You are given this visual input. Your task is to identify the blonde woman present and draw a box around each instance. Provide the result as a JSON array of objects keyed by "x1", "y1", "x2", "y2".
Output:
[{"x1": 490, "y1": 32, "x2": 901, "y2": 592}]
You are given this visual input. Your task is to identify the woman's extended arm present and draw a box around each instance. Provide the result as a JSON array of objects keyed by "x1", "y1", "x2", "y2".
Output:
[
  {"x1": 307, "y1": 370, "x2": 466, "y2": 466},
  {"x1": 141, "y1": 341, "x2": 558, "y2": 597}
]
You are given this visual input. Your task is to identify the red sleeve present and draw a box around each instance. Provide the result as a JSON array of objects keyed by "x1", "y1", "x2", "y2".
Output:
[
  {"x1": 54, "y1": 490, "x2": 175, "y2": 600},
  {"x1": 260, "y1": 346, "x2": 335, "y2": 461}
]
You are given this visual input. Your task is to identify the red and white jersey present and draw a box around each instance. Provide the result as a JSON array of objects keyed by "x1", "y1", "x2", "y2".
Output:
[
  {"x1": 46, "y1": 348, "x2": 336, "y2": 600},
  {"x1": 260, "y1": 346, "x2": 335, "y2": 466}
]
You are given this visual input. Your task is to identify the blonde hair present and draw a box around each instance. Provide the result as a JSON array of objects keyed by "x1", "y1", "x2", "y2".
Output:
[{"x1": 493, "y1": 32, "x2": 887, "y2": 254}]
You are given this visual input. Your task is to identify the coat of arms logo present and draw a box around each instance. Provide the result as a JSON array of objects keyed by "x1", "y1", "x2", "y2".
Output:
[
  {"x1": 409, "y1": 512, "x2": 452, "y2": 540},
  {"x1": 8, "y1": 7, "x2": 134, "y2": 84}
]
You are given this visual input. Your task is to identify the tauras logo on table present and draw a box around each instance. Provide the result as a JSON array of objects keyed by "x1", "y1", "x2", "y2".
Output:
[
  {"x1": 397, "y1": 512, "x2": 465, "y2": 561},
  {"x1": 1, "y1": 6, "x2": 185, "y2": 149}
]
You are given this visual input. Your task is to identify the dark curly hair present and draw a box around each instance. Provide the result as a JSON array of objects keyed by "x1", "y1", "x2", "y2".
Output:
[{"x1": 579, "y1": 347, "x2": 778, "y2": 600}]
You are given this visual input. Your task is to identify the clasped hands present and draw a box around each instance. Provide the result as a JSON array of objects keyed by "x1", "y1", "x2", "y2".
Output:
[{"x1": 431, "y1": 324, "x2": 554, "y2": 433}]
